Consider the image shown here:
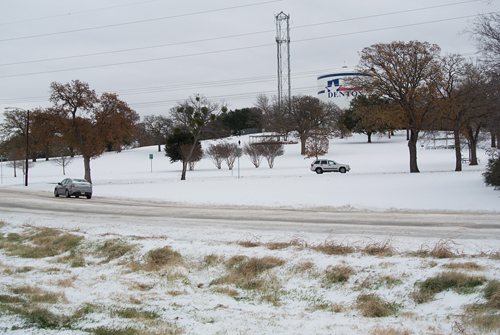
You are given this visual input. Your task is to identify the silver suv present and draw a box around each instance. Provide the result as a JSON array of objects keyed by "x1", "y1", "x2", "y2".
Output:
[{"x1": 310, "y1": 159, "x2": 350, "y2": 174}]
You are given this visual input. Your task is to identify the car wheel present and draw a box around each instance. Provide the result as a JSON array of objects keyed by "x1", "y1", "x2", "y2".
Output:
[
  {"x1": 86, "y1": 194, "x2": 92, "y2": 199},
  {"x1": 339, "y1": 167, "x2": 346, "y2": 173},
  {"x1": 54, "y1": 189, "x2": 59, "y2": 197},
  {"x1": 65, "y1": 190, "x2": 70, "y2": 198},
  {"x1": 315, "y1": 168, "x2": 323, "y2": 174},
  {"x1": 75, "y1": 194, "x2": 79, "y2": 198}
]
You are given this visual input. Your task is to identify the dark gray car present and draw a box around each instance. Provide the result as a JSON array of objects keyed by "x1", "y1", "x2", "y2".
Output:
[{"x1": 54, "y1": 178, "x2": 92, "y2": 199}]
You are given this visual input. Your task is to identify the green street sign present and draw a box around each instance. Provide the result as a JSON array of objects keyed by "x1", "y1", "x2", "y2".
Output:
[
  {"x1": 149, "y1": 154, "x2": 153, "y2": 159},
  {"x1": 0, "y1": 157, "x2": 6, "y2": 160}
]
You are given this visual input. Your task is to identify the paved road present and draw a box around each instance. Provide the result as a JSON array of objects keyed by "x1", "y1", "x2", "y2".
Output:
[{"x1": 1, "y1": 188, "x2": 499, "y2": 242}]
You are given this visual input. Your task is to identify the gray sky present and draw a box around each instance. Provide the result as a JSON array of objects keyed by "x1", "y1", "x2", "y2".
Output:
[{"x1": 0, "y1": 0, "x2": 498, "y2": 122}]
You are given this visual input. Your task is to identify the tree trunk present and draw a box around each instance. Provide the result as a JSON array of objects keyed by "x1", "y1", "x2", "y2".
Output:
[
  {"x1": 453, "y1": 124, "x2": 462, "y2": 172},
  {"x1": 157, "y1": 144, "x2": 161, "y2": 152},
  {"x1": 465, "y1": 126, "x2": 480, "y2": 166},
  {"x1": 367, "y1": 132, "x2": 372, "y2": 143},
  {"x1": 406, "y1": 129, "x2": 410, "y2": 141},
  {"x1": 299, "y1": 133, "x2": 308, "y2": 155},
  {"x1": 408, "y1": 129, "x2": 420, "y2": 173},
  {"x1": 491, "y1": 132, "x2": 497, "y2": 148},
  {"x1": 83, "y1": 154, "x2": 92, "y2": 183},
  {"x1": 181, "y1": 160, "x2": 188, "y2": 180}
]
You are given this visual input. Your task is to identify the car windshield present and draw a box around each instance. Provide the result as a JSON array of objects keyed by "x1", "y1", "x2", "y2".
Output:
[{"x1": 73, "y1": 179, "x2": 88, "y2": 183}]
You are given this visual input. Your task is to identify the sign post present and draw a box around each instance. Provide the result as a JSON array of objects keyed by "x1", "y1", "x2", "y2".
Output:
[
  {"x1": 0, "y1": 157, "x2": 5, "y2": 185},
  {"x1": 149, "y1": 154, "x2": 153, "y2": 172}
]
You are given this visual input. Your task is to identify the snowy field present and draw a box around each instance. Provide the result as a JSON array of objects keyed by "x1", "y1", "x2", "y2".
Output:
[
  {"x1": 0, "y1": 132, "x2": 499, "y2": 335},
  {"x1": 1, "y1": 131, "x2": 498, "y2": 212}
]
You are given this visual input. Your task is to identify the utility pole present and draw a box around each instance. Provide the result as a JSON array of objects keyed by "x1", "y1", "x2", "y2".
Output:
[{"x1": 275, "y1": 11, "x2": 291, "y2": 111}]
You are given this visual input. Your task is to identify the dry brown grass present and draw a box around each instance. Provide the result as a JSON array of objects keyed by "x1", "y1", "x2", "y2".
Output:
[
  {"x1": 443, "y1": 262, "x2": 485, "y2": 271},
  {"x1": 57, "y1": 279, "x2": 74, "y2": 288},
  {"x1": 413, "y1": 271, "x2": 487, "y2": 304},
  {"x1": 358, "y1": 274, "x2": 403, "y2": 290},
  {"x1": 211, "y1": 286, "x2": 239, "y2": 297},
  {"x1": 294, "y1": 261, "x2": 315, "y2": 272},
  {"x1": 322, "y1": 264, "x2": 354, "y2": 288},
  {"x1": 96, "y1": 238, "x2": 137, "y2": 263},
  {"x1": 237, "y1": 237, "x2": 306, "y2": 250},
  {"x1": 1, "y1": 228, "x2": 84, "y2": 259},
  {"x1": 369, "y1": 326, "x2": 413, "y2": 335},
  {"x1": 356, "y1": 293, "x2": 400, "y2": 317},
  {"x1": 141, "y1": 246, "x2": 184, "y2": 271},
  {"x1": 313, "y1": 239, "x2": 355, "y2": 255},
  {"x1": 361, "y1": 238, "x2": 394, "y2": 256},
  {"x1": 210, "y1": 256, "x2": 285, "y2": 290},
  {"x1": 414, "y1": 238, "x2": 460, "y2": 259}
]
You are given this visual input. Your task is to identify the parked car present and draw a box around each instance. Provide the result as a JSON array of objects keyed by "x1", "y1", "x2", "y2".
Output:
[
  {"x1": 54, "y1": 178, "x2": 92, "y2": 199},
  {"x1": 310, "y1": 159, "x2": 350, "y2": 174}
]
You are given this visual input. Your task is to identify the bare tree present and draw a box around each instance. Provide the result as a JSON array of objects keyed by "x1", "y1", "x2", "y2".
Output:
[
  {"x1": 468, "y1": 13, "x2": 500, "y2": 70},
  {"x1": 243, "y1": 143, "x2": 264, "y2": 168},
  {"x1": 143, "y1": 115, "x2": 173, "y2": 152},
  {"x1": 51, "y1": 141, "x2": 74, "y2": 175},
  {"x1": 304, "y1": 133, "x2": 329, "y2": 160},
  {"x1": 179, "y1": 143, "x2": 203, "y2": 171},
  {"x1": 220, "y1": 142, "x2": 241, "y2": 170},
  {"x1": 260, "y1": 140, "x2": 284, "y2": 169},
  {"x1": 205, "y1": 143, "x2": 225, "y2": 169}
]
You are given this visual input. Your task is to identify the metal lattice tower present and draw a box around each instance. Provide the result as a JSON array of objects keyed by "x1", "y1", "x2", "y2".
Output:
[{"x1": 275, "y1": 11, "x2": 291, "y2": 109}]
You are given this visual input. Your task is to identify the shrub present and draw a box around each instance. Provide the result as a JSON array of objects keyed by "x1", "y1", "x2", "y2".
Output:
[{"x1": 483, "y1": 153, "x2": 500, "y2": 189}]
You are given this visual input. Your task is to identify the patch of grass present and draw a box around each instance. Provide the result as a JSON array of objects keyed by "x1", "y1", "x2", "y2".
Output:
[
  {"x1": 112, "y1": 307, "x2": 160, "y2": 320},
  {"x1": 0, "y1": 294, "x2": 25, "y2": 303},
  {"x1": 356, "y1": 293, "x2": 399, "y2": 318},
  {"x1": 91, "y1": 326, "x2": 140, "y2": 335},
  {"x1": 294, "y1": 261, "x2": 315, "y2": 272},
  {"x1": 443, "y1": 262, "x2": 484, "y2": 271},
  {"x1": 57, "y1": 250, "x2": 85, "y2": 267},
  {"x1": 361, "y1": 239, "x2": 394, "y2": 256},
  {"x1": 309, "y1": 302, "x2": 344, "y2": 313},
  {"x1": 369, "y1": 326, "x2": 412, "y2": 335},
  {"x1": 211, "y1": 256, "x2": 285, "y2": 290},
  {"x1": 322, "y1": 265, "x2": 354, "y2": 288},
  {"x1": 358, "y1": 274, "x2": 403, "y2": 290},
  {"x1": 11, "y1": 285, "x2": 62, "y2": 304},
  {"x1": 484, "y1": 280, "x2": 500, "y2": 301},
  {"x1": 143, "y1": 246, "x2": 184, "y2": 271},
  {"x1": 260, "y1": 291, "x2": 282, "y2": 306},
  {"x1": 413, "y1": 271, "x2": 486, "y2": 304},
  {"x1": 211, "y1": 287, "x2": 239, "y2": 297},
  {"x1": 201, "y1": 253, "x2": 221, "y2": 268},
  {"x1": 2, "y1": 228, "x2": 84, "y2": 259},
  {"x1": 96, "y1": 239, "x2": 137, "y2": 263},
  {"x1": 415, "y1": 239, "x2": 460, "y2": 259},
  {"x1": 265, "y1": 237, "x2": 306, "y2": 250},
  {"x1": 313, "y1": 240, "x2": 355, "y2": 255}
]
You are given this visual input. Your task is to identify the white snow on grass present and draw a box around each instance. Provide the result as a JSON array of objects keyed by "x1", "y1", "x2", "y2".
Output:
[{"x1": 0, "y1": 132, "x2": 499, "y2": 334}]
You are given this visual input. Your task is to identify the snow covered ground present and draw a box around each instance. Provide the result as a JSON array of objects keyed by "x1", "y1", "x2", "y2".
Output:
[{"x1": 0, "y1": 132, "x2": 499, "y2": 334}]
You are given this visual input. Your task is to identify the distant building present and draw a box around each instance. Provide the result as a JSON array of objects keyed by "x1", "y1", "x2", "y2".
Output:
[{"x1": 317, "y1": 66, "x2": 366, "y2": 109}]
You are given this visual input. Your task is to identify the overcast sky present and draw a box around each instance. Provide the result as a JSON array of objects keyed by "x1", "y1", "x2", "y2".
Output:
[{"x1": 1, "y1": 0, "x2": 499, "y2": 122}]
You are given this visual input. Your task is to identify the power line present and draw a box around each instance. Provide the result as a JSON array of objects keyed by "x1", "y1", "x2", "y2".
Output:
[
  {"x1": 0, "y1": 69, "x2": 325, "y2": 105},
  {"x1": 0, "y1": 0, "x2": 282, "y2": 43},
  {"x1": 0, "y1": 12, "x2": 490, "y2": 79},
  {"x1": 0, "y1": 0, "x2": 164, "y2": 26},
  {"x1": 0, "y1": 0, "x2": 484, "y2": 67}
]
